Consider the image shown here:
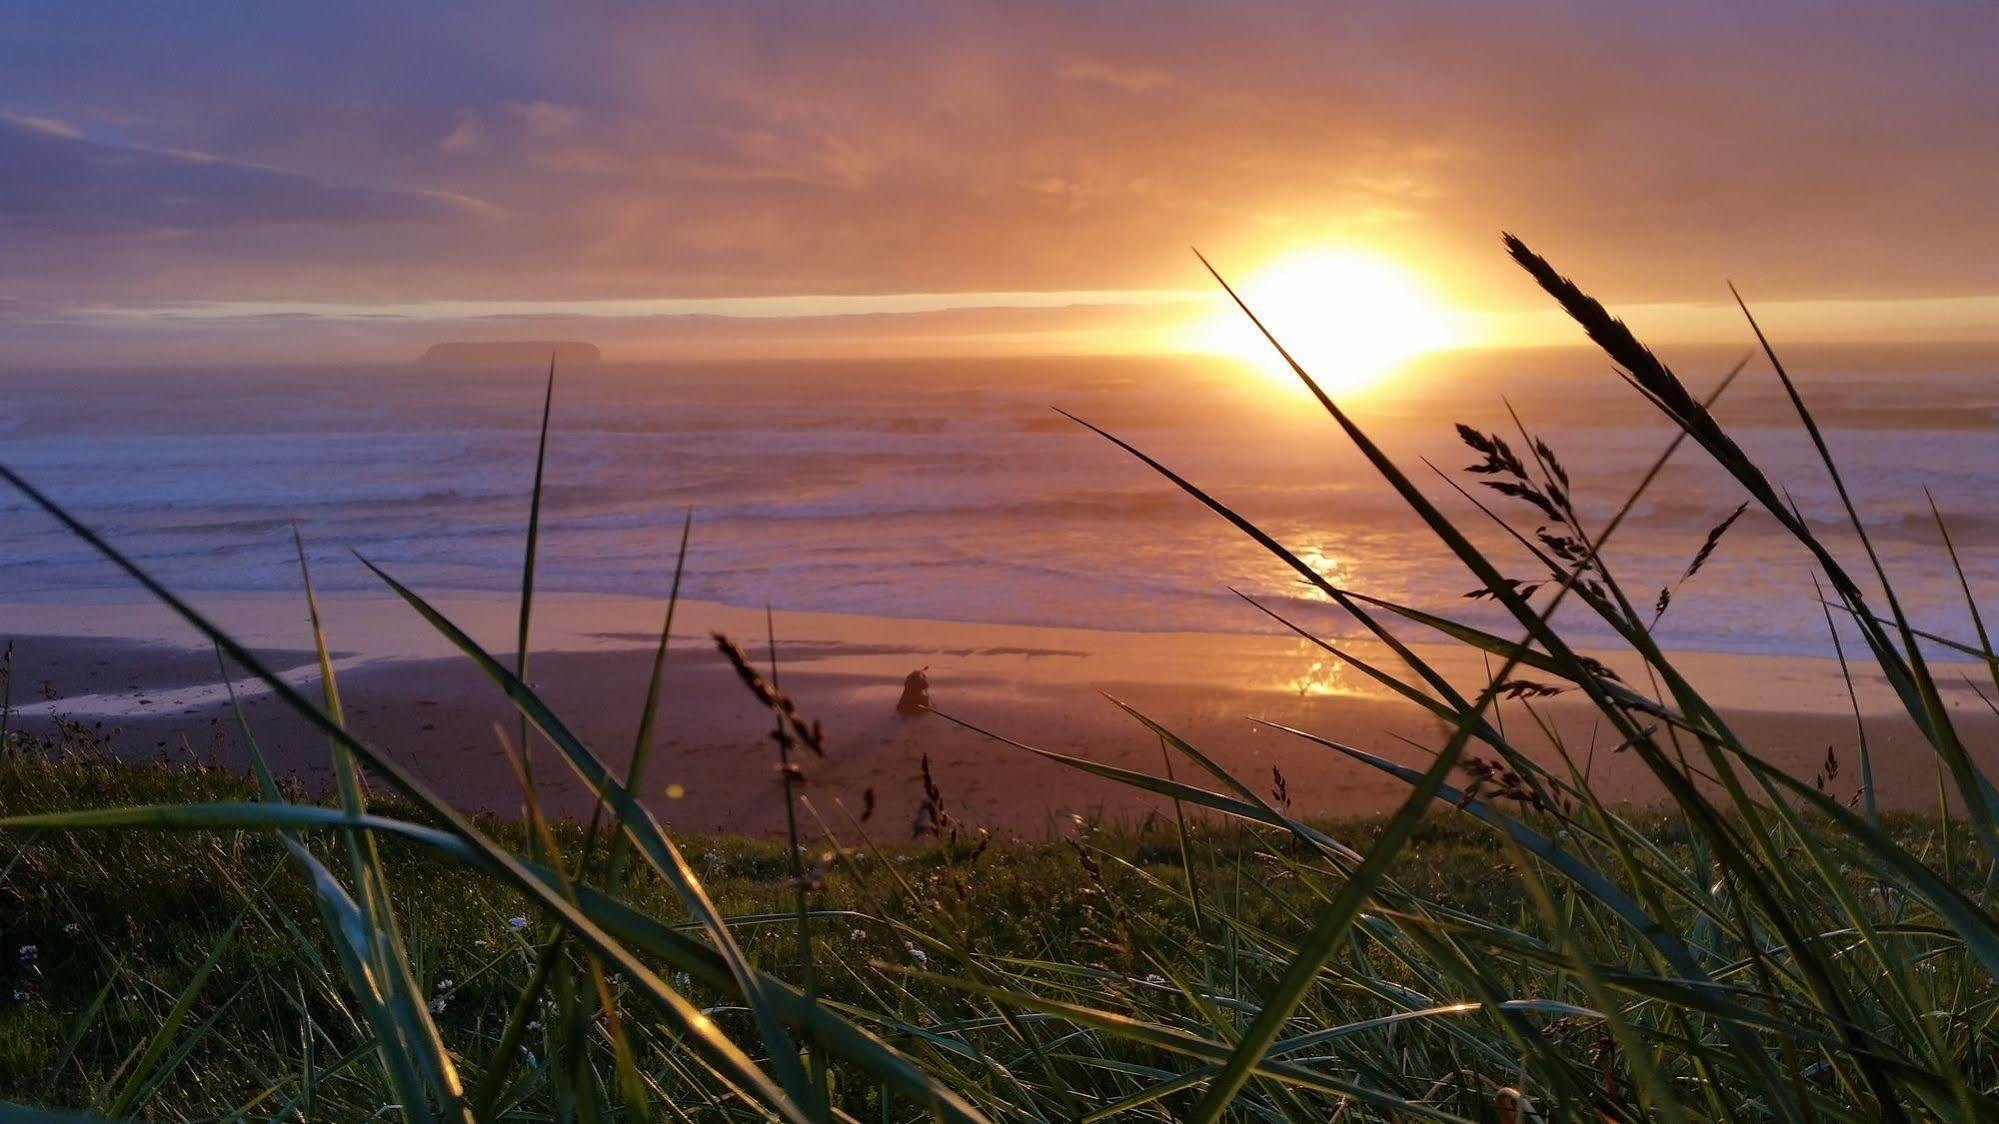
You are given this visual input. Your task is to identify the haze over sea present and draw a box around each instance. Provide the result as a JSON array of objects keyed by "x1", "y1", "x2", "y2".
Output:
[{"x1": 4, "y1": 343, "x2": 1995, "y2": 660}]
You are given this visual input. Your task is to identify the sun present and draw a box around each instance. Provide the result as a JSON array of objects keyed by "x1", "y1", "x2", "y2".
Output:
[{"x1": 1188, "y1": 249, "x2": 1463, "y2": 394}]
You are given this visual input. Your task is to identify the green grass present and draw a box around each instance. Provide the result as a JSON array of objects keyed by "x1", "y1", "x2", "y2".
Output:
[
  {"x1": 0, "y1": 749, "x2": 1551, "y2": 1116},
  {"x1": 4, "y1": 237, "x2": 1999, "y2": 1120}
]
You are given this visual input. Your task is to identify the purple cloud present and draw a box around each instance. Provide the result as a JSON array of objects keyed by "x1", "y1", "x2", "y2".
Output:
[{"x1": 0, "y1": 113, "x2": 486, "y2": 234}]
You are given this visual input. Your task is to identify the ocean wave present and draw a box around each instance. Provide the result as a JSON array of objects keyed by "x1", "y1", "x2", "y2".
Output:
[{"x1": 3, "y1": 361, "x2": 1996, "y2": 658}]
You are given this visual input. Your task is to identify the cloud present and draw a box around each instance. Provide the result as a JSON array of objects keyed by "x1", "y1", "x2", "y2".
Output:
[
  {"x1": 1, "y1": 0, "x2": 1996, "y2": 359},
  {"x1": 0, "y1": 110, "x2": 83, "y2": 139},
  {"x1": 53, "y1": 287, "x2": 1202, "y2": 323},
  {"x1": 505, "y1": 100, "x2": 580, "y2": 137},
  {"x1": 439, "y1": 112, "x2": 483, "y2": 152},
  {"x1": 0, "y1": 112, "x2": 487, "y2": 235},
  {"x1": 1056, "y1": 60, "x2": 1171, "y2": 94}
]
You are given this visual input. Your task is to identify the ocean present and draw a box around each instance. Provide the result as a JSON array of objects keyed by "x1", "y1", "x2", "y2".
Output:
[{"x1": 2, "y1": 346, "x2": 1995, "y2": 659}]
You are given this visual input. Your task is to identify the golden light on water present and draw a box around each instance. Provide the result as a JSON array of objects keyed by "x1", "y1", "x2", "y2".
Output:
[
  {"x1": 1187, "y1": 248, "x2": 1465, "y2": 394},
  {"x1": 1284, "y1": 653, "x2": 1352, "y2": 698}
]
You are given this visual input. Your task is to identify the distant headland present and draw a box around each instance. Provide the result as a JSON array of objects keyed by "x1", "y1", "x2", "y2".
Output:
[{"x1": 419, "y1": 341, "x2": 602, "y2": 365}]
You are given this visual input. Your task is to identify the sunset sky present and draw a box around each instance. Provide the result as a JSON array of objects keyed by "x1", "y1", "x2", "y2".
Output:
[{"x1": 4, "y1": 1, "x2": 1997, "y2": 365}]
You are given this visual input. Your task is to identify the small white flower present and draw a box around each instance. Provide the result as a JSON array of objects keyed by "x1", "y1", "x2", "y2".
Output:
[
  {"x1": 62, "y1": 923, "x2": 80, "y2": 935},
  {"x1": 850, "y1": 929, "x2": 865, "y2": 941},
  {"x1": 474, "y1": 938, "x2": 489, "y2": 948},
  {"x1": 527, "y1": 1020, "x2": 542, "y2": 1031},
  {"x1": 1143, "y1": 974, "x2": 1165, "y2": 986},
  {"x1": 437, "y1": 979, "x2": 453, "y2": 992},
  {"x1": 507, "y1": 916, "x2": 528, "y2": 931},
  {"x1": 429, "y1": 998, "x2": 448, "y2": 1014},
  {"x1": 17, "y1": 945, "x2": 36, "y2": 962},
  {"x1": 907, "y1": 945, "x2": 928, "y2": 965},
  {"x1": 11, "y1": 989, "x2": 27, "y2": 1001}
]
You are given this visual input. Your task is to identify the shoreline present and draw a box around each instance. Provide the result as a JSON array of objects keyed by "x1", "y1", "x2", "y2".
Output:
[{"x1": 4, "y1": 590, "x2": 1993, "y2": 836}]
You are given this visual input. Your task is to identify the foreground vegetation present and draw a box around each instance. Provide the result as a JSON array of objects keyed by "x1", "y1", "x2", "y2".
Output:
[
  {"x1": 0, "y1": 749, "x2": 1573, "y2": 1116},
  {"x1": 5, "y1": 236, "x2": 1999, "y2": 1120}
]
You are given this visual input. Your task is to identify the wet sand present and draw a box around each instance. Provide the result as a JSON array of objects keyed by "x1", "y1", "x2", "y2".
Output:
[{"x1": 3, "y1": 591, "x2": 1994, "y2": 837}]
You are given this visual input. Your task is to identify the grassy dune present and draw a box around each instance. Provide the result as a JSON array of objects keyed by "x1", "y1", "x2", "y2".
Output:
[{"x1": 3, "y1": 238, "x2": 1998, "y2": 1120}]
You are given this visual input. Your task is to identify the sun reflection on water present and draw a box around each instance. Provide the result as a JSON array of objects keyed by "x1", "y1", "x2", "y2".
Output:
[
  {"x1": 1281, "y1": 642, "x2": 1355, "y2": 698},
  {"x1": 1290, "y1": 543, "x2": 1347, "y2": 602}
]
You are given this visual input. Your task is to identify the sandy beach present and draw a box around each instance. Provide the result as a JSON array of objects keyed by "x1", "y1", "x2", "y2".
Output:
[{"x1": 4, "y1": 589, "x2": 1992, "y2": 838}]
